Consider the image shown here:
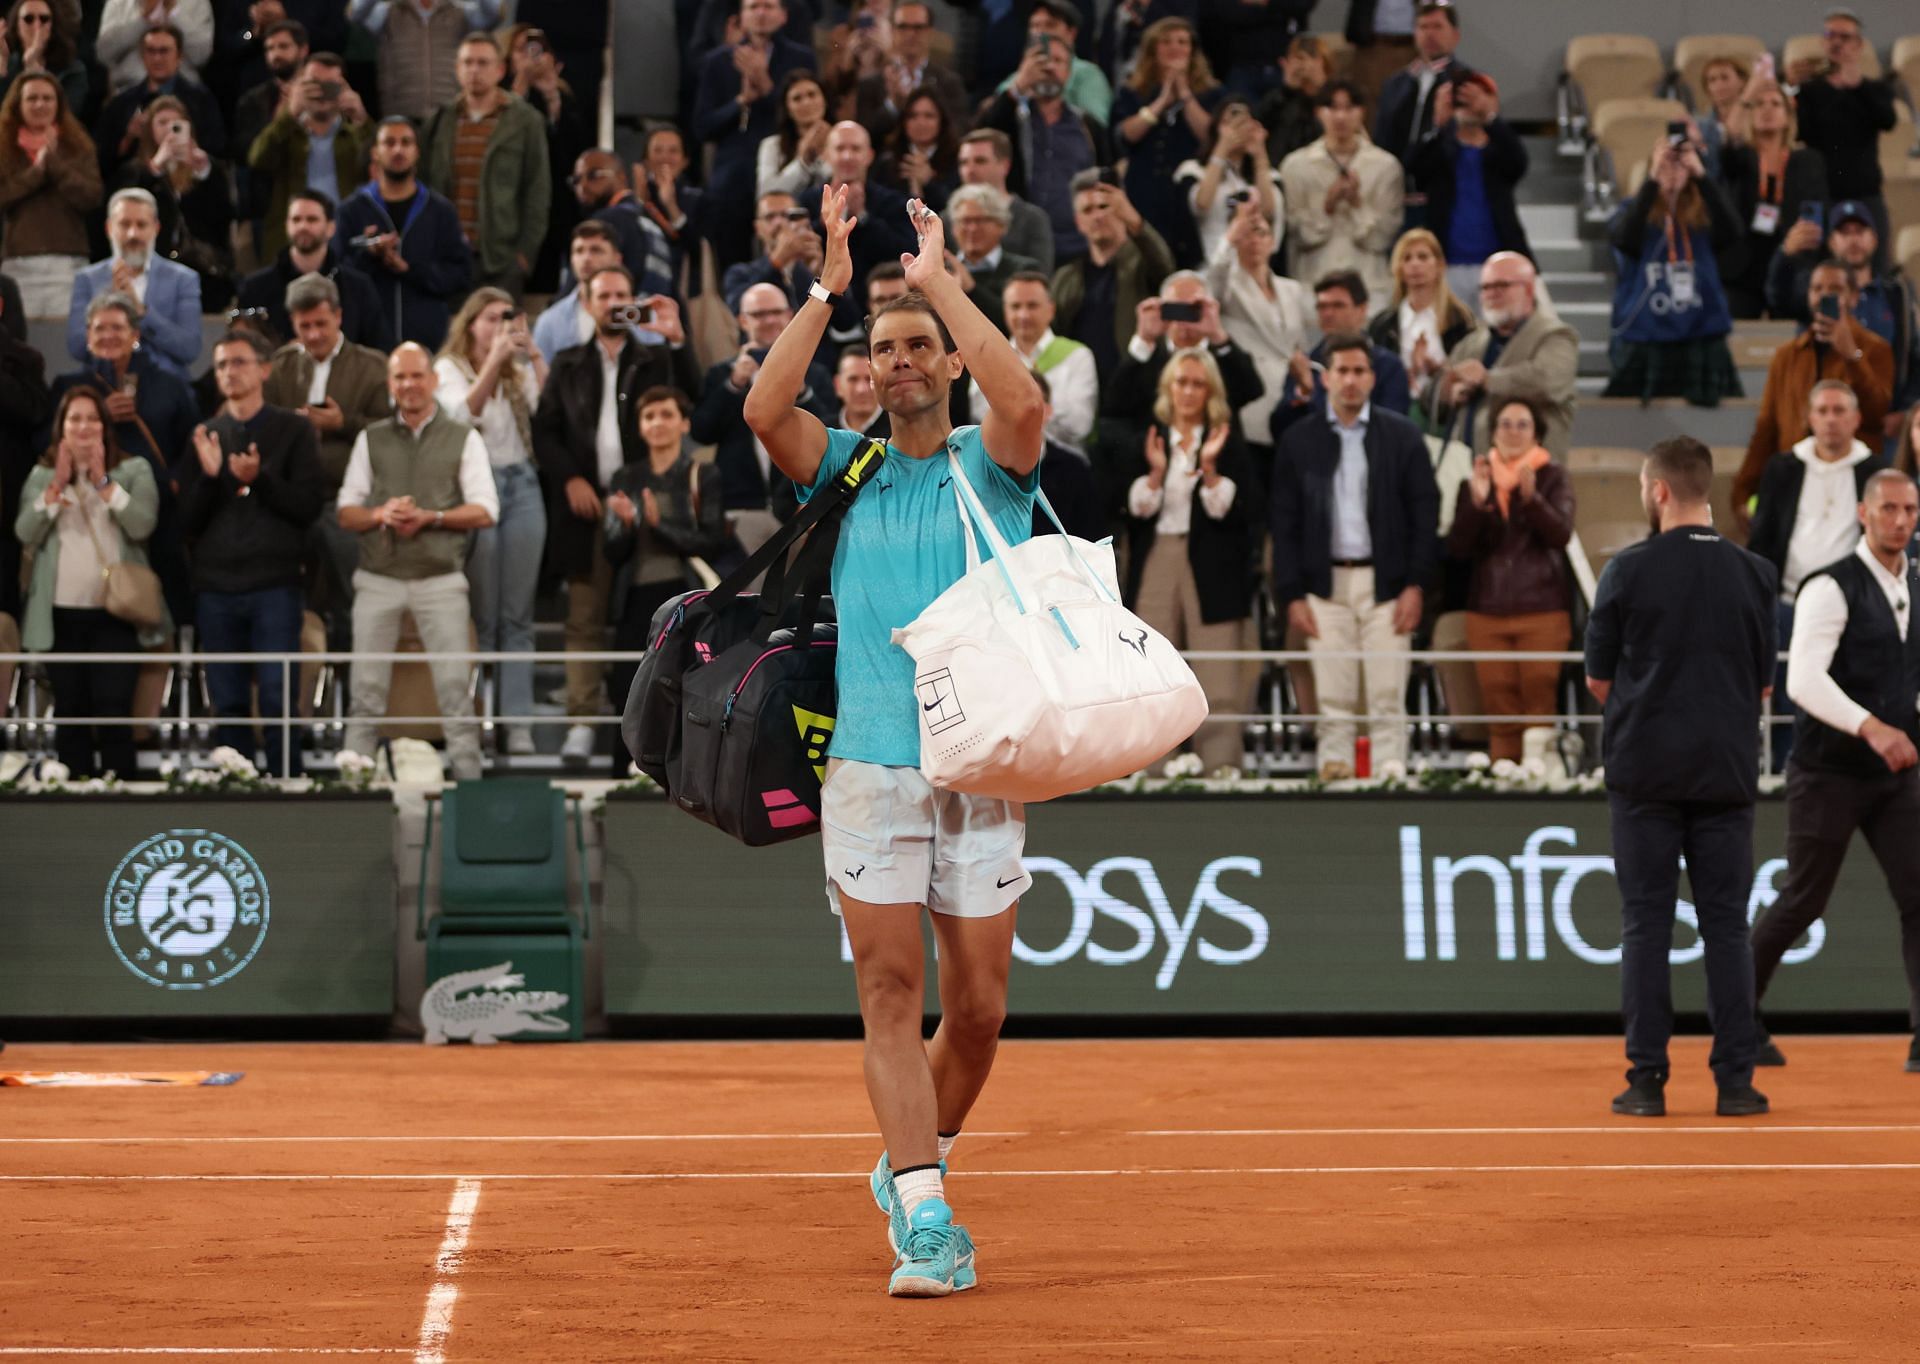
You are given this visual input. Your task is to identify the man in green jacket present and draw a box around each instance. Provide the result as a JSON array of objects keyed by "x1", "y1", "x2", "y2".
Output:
[
  {"x1": 246, "y1": 55, "x2": 378, "y2": 260},
  {"x1": 421, "y1": 32, "x2": 552, "y2": 301}
]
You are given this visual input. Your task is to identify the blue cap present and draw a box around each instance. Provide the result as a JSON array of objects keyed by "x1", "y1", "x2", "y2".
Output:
[{"x1": 1830, "y1": 200, "x2": 1875, "y2": 230}]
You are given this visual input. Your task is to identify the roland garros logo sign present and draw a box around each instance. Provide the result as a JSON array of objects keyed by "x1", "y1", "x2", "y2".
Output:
[{"x1": 104, "y1": 830, "x2": 271, "y2": 989}]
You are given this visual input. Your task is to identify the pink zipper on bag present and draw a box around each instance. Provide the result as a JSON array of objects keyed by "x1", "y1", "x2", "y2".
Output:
[{"x1": 722, "y1": 640, "x2": 836, "y2": 728}]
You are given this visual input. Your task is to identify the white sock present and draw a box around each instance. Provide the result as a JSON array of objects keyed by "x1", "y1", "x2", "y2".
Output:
[
  {"x1": 893, "y1": 1166, "x2": 945, "y2": 1216},
  {"x1": 937, "y1": 1132, "x2": 958, "y2": 1163}
]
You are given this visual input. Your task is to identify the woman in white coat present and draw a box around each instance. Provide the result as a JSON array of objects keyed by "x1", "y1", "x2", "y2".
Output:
[{"x1": 1201, "y1": 198, "x2": 1313, "y2": 479}]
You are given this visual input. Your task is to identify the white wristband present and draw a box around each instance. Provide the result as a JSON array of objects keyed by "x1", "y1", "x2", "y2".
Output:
[{"x1": 808, "y1": 280, "x2": 838, "y2": 307}]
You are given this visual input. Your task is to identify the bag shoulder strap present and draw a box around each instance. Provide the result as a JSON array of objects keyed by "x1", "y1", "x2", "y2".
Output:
[
  {"x1": 706, "y1": 436, "x2": 887, "y2": 615},
  {"x1": 71, "y1": 479, "x2": 120, "y2": 573}
]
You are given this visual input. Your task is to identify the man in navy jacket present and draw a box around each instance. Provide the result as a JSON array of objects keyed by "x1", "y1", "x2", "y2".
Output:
[
  {"x1": 690, "y1": 0, "x2": 816, "y2": 269},
  {"x1": 1271, "y1": 331, "x2": 1437, "y2": 781},
  {"x1": 336, "y1": 118, "x2": 473, "y2": 352}
]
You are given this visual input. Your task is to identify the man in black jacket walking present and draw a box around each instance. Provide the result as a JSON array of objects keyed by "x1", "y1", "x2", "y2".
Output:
[
  {"x1": 1753, "y1": 469, "x2": 1920, "y2": 1074},
  {"x1": 180, "y1": 331, "x2": 330, "y2": 776},
  {"x1": 532, "y1": 266, "x2": 701, "y2": 765},
  {"x1": 1584, "y1": 436, "x2": 1777, "y2": 1118},
  {"x1": 1272, "y1": 332, "x2": 1438, "y2": 781}
]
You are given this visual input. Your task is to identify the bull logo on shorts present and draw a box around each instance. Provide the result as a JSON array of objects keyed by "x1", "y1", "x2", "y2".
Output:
[{"x1": 793, "y1": 704, "x2": 836, "y2": 783}]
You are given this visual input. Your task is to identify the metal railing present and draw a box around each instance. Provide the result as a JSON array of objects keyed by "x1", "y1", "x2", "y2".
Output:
[{"x1": 1, "y1": 645, "x2": 1796, "y2": 779}]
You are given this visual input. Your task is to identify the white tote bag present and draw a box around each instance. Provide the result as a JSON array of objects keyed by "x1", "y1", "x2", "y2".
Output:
[{"x1": 890, "y1": 450, "x2": 1208, "y2": 802}]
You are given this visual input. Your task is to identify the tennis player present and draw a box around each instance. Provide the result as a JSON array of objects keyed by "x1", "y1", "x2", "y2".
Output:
[{"x1": 744, "y1": 182, "x2": 1047, "y2": 1297}]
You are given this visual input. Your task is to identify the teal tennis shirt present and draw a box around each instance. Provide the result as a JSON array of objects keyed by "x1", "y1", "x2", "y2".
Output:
[{"x1": 798, "y1": 424, "x2": 1038, "y2": 767}]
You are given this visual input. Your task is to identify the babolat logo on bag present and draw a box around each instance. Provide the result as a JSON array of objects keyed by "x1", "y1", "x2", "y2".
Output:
[
  {"x1": 104, "y1": 830, "x2": 270, "y2": 989},
  {"x1": 794, "y1": 704, "x2": 835, "y2": 781}
]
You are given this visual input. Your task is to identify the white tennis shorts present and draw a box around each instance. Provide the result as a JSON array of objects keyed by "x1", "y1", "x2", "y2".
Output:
[{"x1": 820, "y1": 757, "x2": 1030, "y2": 918}]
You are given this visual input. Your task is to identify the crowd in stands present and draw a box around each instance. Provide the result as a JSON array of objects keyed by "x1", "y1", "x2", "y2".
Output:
[{"x1": 0, "y1": 0, "x2": 1917, "y2": 787}]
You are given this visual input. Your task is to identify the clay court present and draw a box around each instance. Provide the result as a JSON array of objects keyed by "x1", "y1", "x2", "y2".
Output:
[{"x1": 4, "y1": 1036, "x2": 1918, "y2": 1362}]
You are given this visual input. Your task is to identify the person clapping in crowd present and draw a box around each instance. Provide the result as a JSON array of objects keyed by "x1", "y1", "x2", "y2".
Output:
[
  {"x1": 1604, "y1": 139, "x2": 1742, "y2": 407},
  {"x1": 1281, "y1": 80, "x2": 1402, "y2": 304},
  {"x1": 1111, "y1": 18, "x2": 1219, "y2": 268},
  {"x1": 15, "y1": 386, "x2": 165, "y2": 779},
  {"x1": 758, "y1": 69, "x2": 830, "y2": 198},
  {"x1": 1120, "y1": 346, "x2": 1258, "y2": 774},
  {"x1": 975, "y1": 270, "x2": 1095, "y2": 457},
  {"x1": 0, "y1": 0, "x2": 86, "y2": 112},
  {"x1": 1444, "y1": 396, "x2": 1576, "y2": 764},
  {"x1": 436, "y1": 287, "x2": 547, "y2": 756},
  {"x1": 604, "y1": 385, "x2": 727, "y2": 779},
  {"x1": 179, "y1": 330, "x2": 328, "y2": 776},
  {"x1": 1369, "y1": 228, "x2": 1476, "y2": 431},
  {"x1": 1434, "y1": 252, "x2": 1577, "y2": 457},
  {"x1": 0, "y1": 70, "x2": 99, "y2": 318}
]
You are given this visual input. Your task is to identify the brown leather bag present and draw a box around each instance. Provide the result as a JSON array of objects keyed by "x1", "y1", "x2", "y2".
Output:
[{"x1": 77, "y1": 481, "x2": 165, "y2": 629}]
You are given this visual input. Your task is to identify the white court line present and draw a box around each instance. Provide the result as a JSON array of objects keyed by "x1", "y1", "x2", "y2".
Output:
[
  {"x1": 412, "y1": 1178, "x2": 480, "y2": 1364},
  {"x1": 6, "y1": 1124, "x2": 1920, "y2": 1144},
  {"x1": 6, "y1": 1163, "x2": 1920, "y2": 1182}
]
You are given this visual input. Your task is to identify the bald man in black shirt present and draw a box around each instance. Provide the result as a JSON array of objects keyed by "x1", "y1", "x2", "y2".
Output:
[{"x1": 1584, "y1": 436, "x2": 1777, "y2": 1118}]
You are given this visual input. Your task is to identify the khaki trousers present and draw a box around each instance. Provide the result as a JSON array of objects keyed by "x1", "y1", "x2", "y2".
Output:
[
  {"x1": 1464, "y1": 609, "x2": 1570, "y2": 763},
  {"x1": 564, "y1": 523, "x2": 615, "y2": 719},
  {"x1": 1305, "y1": 565, "x2": 1410, "y2": 770},
  {"x1": 1348, "y1": 38, "x2": 1416, "y2": 110},
  {"x1": 344, "y1": 569, "x2": 481, "y2": 780},
  {"x1": 1134, "y1": 534, "x2": 1249, "y2": 773}
]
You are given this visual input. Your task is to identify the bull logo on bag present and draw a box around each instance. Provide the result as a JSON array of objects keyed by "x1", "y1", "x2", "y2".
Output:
[{"x1": 1119, "y1": 629, "x2": 1149, "y2": 657}]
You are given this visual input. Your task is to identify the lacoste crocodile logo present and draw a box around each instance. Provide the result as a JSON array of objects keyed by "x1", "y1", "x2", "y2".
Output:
[
  {"x1": 1119, "y1": 629, "x2": 1149, "y2": 657},
  {"x1": 420, "y1": 962, "x2": 569, "y2": 1045}
]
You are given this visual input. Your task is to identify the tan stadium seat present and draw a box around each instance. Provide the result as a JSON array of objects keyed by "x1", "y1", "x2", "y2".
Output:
[
  {"x1": 1899, "y1": 224, "x2": 1920, "y2": 281},
  {"x1": 1782, "y1": 33, "x2": 1882, "y2": 81},
  {"x1": 1311, "y1": 31, "x2": 1354, "y2": 79},
  {"x1": 1427, "y1": 612, "x2": 1487, "y2": 743},
  {"x1": 1886, "y1": 173, "x2": 1920, "y2": 239},
  {"x1": 1567, "y1": 35, "x2": 1665, "y2": 111},
  {"x1": 1895, "y1": 35, "x2": 1920, "y2": 102},
  {"x1": 1673, "y1": 34, "x2": 1766, "y2": 109},
  {"x1": 1881, "y1": 102, "x2": 1917, "y2": 183},
  {"x1": 381, "y1": 614, "x2": 478, "y2": 742},
  {"x1": 1591, "y1": 97, "x2": 1688, "y2": 193}
]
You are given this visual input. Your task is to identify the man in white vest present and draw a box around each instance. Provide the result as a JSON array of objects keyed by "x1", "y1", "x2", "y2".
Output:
[{"x1": 336, "y1": 342, "x2": 498, "y2": 779}]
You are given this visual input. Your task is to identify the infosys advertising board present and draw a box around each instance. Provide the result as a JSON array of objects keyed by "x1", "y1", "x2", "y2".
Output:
[{"x1": 601, "y1": 796, "x2": 1908, "y2": 1019}]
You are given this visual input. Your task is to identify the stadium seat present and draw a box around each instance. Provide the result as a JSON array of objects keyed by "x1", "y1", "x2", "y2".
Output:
[
  {"x1": 1311, "y1": 31, "x2": 1354, "y2": 79},
  {"x1": 1591, "y1": 97, "x2": 1689, "y2": 192},
  {"x1": 1566, "y1": 36, "x2": 1665, "y2": 111},
  {"x1": 1673, "y1": 34, "x2": 1766, "y2": 109},
  {"x1": 1887, "y1": 173, "x2": 1920, "y2": 239},
  {"x1": 1894, "y1": 35, "x2": 1920, "y2": 103},
  {"x1": 1782, "y1": 33, "x2": 1883, "y2": 80},
  {"x1": 382, "y1": 614, "x2": 479, "y2": 742},
  {"x1": 1881, "y1": 102, "x2": 1918, "y2": 182},
  {"x1": 1427, "y1": 612, "x2": 1487, "y2": 744},
  {"x1": 1899, "y1": 224, "x2": 1920, "y2": 281},
  {"x1": 421, "y1": 778, "x2": 588, "y2": 1041}
]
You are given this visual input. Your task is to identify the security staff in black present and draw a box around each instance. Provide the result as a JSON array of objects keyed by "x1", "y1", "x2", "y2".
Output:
[
  {"x1": 1584, "y1": 437, "x2": 1778, "y2": 1118},
  {"x1": 1752, "y1": 469, "x2": 1920, "y2": 1074}
]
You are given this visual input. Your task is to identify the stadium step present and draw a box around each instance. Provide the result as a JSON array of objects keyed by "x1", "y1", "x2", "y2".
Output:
[{"x1": 1570, "y1": 396, "x2": 1761, "y2": 449}]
